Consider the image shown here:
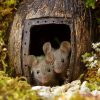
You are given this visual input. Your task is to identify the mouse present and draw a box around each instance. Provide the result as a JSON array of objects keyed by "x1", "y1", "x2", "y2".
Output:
[
  {"x1": 43, "y1": 41, "x2": 71, "y2": 84},
  {"x1": 30, "y1": 55, "x2": 59, "y2": 86}
]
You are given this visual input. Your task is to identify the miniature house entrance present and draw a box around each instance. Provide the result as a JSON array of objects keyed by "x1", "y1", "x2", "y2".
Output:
[
  {"x1": 22, "y1": 18, "x2": 72, "y2": 83},
  {"x1": 9, "y1": 0, "x2": 93, "y2": 85},
  {"x1": 30, "y1": 24, "x2": 71, "y2": 56}
]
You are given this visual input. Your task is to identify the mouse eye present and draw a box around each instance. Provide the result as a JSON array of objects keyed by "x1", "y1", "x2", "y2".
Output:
[
  {"x1": 36, "y1": 70, "x2": 40, "y2": 74},
  {"x1": 61, "y1": 58, "x2": 64, "y2": 63},
  {"x1": 47, "y1": 68, "x2": 51, "y2": 72}
]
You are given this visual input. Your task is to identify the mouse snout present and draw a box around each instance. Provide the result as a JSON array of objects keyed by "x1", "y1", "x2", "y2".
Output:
[{"x1": 41, "y1": 75, "x2": 49, "y2": 83}]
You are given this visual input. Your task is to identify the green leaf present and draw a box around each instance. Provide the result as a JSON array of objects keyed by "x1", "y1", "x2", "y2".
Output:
[
  {"x1": 78, "y1": 74, "x2": 84, "y2": 80},
  {"x1": 85, "y1": 0, "x2": 96, "y2": 9},
  {"x1": 96, "y1": 18, "x2": 100, "y2": 24},
  {"x1": 3, "y1": 0, "x2": 17, "y2": 7}
]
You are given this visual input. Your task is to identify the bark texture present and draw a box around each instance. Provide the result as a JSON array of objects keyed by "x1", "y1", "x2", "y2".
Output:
[{"x1": 8, "y1": 0, "x2": 93, "y2": 83}]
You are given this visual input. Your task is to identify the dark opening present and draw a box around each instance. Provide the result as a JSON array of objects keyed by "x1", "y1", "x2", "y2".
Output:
[{"x1": 29, "y1": 24, "x2": 71, "y2": 56}]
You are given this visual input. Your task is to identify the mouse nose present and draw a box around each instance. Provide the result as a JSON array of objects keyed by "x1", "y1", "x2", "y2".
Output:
[{"x1": 41, "y1": 76, "x2": 48, "y2": 84}]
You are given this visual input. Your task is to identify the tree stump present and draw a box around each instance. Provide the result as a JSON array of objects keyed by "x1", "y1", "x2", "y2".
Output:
[{"x1": 8, "y1": 0, "x2": 93, "y2": 83}]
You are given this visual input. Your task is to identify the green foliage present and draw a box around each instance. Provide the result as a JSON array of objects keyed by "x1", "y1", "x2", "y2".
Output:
[
  {"x1": 3, "y1": 0, "x2": 17, "y2": 7},
  {"x1": 86, "y1": 81, "x2": 100, "y2": 91},
  {"x1": 0, "y1": 0, "x2": 21, "y2": 74},
  {"x1": 82, "y1": 52, "x2": 98, "y2": 68},
  {"x1": 85, "y1": 0, "x2": 100, "y2": 34},
  {"x1": 82, "y1": 42, "x2": 100, "y2": 69},
  {"x1": 0, "y1": 37, "x2": 7, "y2": 72},
  {"x1": 85, "y1": 0, "x2": 96, "y2": 9},
  {"x1": 0, "y1": 71, "x2": 41, "y2": 100},
  {"x1": 82, "y1": 42, "x2": 100, "y2": 90},
  {"x1": 92, "y1": 42, "x2": 100, "y2": 52},
  {"x1": 97, "y1": 18, "x2": 100, "y2": 24}
]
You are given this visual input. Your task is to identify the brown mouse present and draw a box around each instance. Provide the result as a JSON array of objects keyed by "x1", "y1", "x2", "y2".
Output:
[
  {"x1": 30, "y1": 55, "x2": 59, "y2": 86},
  {"x1": 43, "y1": 41, "x2": 71, "y2": 84}
]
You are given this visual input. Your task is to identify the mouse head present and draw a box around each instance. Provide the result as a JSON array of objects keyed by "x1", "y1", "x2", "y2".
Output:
[
  {"x1": 43, "y1": 41, "x2": 71, "y2": 74},
  {"x1": 31, "y1": 55, "x2": 55, "y2": 85}
]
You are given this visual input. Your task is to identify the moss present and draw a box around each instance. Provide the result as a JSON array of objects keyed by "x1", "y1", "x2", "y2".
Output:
[
  {"x1": 0, "y1": 0, "x2": 21, "y2": 74},
  {"x1": 0, "y1": 71, "x2": 42, "y2": 100}
]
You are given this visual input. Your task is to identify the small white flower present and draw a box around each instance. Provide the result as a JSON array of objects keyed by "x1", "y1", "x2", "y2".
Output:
[
  {"x1": 2, "y1": 48, "x2": 7, "y2": 51},
  {"x1": 80, "y1": 81, "x2": 90, "y2": 93},
  {"x1": 89, "y1": 60, "x2": 97, "y2": 68},
  {"x1": 92, "y1": 42, "x2": 100, "y2": 52},
  {"x1": 67, "y1": 85, "x2": 80, "y2": 92},
  {"x1": 92, "y1": 43, "x2": 97, "y2": 49},
  {"x1": 96, "y1": 48, "x2": 100, "y2": 52},
  {"x1": 86, "y1": 56, "x2": 94, "y2": 62},
  {"x1": 92, "y1": 90, "x2": 100, "y2": 96}
]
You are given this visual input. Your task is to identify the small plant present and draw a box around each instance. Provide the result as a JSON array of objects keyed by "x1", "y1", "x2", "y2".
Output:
[
  {"x1": 92, "y1": 42, "x2": 100, "y2": 52},
  {"x1": 0, "y1": 71, "x2": 41, "y2": 100},
  {"x1": 85, "y1": 0, "x2": 96, "y2": 9},
  {"x1": 82, "y1": 42, "x2": 100, "y2": 69},
  {"x1": 82, "y1": 42, "x2": 100, "y2": 85},
  {"x1": 82, "y1": 52, "x2": 98, "y2": 68},
  {"x1": 0, "y1": 36, "x2": 7, "y2": 71},
  {"x1": 0, "y1": 0, "x2": 21, "y2": 74}
]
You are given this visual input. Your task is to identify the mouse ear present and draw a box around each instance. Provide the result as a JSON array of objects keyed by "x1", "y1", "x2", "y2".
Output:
[
  {"x1": 25, "y1": 55, "x2": 35, "y2": 67},
  {"x1": 60, "y1": 41, "x2": 71, "y2": 53},
  {"x1": 43, "y1": 42, "x2": 52, "y2": 54},
  {"x1": 45, "y1": 52, "x2": 54, "y2": 64},
  {"x1": 32, "y1": 56, "x2": 38, "y2": 67}
]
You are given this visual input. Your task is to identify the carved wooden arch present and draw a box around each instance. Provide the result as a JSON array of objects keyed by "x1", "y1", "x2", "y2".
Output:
[{"x1": 22, "y1": 17, "x2": 73, "y2": 82}]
